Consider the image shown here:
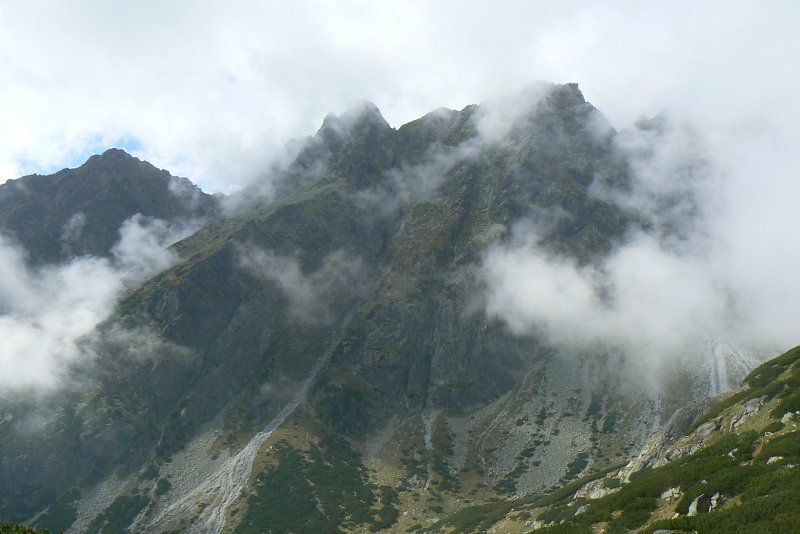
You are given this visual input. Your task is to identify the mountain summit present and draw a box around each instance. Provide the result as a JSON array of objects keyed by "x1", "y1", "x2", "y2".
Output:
[
  {"x1": 0, "y1": 149, "x2": 218, "y2": 264},
  {"x1": 0, "y1": 84, "x2": 775, "y2": 533}
]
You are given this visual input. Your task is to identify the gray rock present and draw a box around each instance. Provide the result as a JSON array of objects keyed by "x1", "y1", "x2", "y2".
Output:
[
  {"x1": 660, "y1": 487, "x2": 681, "y2": 501},
  {"x1": 687, "y1": 494, "x2": 705, "y2": 516},
  {"x1": 709, "y1": 491, "x2": 724, "y2": 511},
  {"x1": 729, "y1": 396, "x2": 767, "y2": 430},
  {"x1": 695, "y1": 421, "x2": 716, "y2": 439}
]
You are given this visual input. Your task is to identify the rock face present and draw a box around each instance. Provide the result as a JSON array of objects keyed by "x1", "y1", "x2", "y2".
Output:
[
  {"x1": 729, "y1": 395, "x2": 767, "y2": 430},
  {"x1": 0, "y1": 84, "x2": 760, "y2": 532},
  {"x1": 0, "y1": 148, "x2": 219, "y2": 263}
]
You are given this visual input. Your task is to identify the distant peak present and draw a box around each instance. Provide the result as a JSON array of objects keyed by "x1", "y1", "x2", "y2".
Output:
[
  {"x1": 547, "y1": 82, "x2": 586, "y2": 104},
  {"x1": 95, "y1": 147, "x2": 136, "y2": 161},
  {"x1": 83, "y1": 148, "x2": 137, "y2": 167},
  {"x1": 102, "y1": 147, "x2": 132, "y2": 157},
  {"x1": 345, "y1": 99, "x2": 383, "y2": 118},
  {"x1": 319, "y1": 100, "x2": 391, "y2": 136}
]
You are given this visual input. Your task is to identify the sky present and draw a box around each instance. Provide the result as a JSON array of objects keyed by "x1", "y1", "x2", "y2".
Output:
[{"x1": 1, "y1": 0, "x2": 798, "y2": 194}]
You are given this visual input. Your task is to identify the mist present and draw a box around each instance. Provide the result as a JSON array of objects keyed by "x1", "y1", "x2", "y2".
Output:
[
  {"x1": 482, "y1": 111, "x2": 800, "y2": 383},
  {"x1": 0, "y1": 215, "x2": 192, "y2": 391},
  {"x1": 236, "y1": 245, "x2": 367, "y2": 325}
]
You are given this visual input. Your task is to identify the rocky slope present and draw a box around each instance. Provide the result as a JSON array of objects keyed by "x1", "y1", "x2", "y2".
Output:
[
  {"x1": 433, "y1": 344, "x2": 800, "y2": 532},
  {"x1": 0, "y1": 84, "x2": 765, "y2": 533}
]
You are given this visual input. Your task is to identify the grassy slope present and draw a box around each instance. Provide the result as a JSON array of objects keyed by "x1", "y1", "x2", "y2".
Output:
[{"x1": 432, "y1": 345, "x2": 800, "y2": 533}]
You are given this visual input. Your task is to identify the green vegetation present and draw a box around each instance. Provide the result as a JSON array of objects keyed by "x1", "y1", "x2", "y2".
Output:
[
  {"x1": 32, "y1": 487, "x2": 79, "y2": 533},
  {"x1": 494, "y1": 462, "x2": 529, "y2": 494},
  {"x1": 431, "y1": 463, "x2": 623, "y2": 532},
  {"x1": 0, "y1": 523, "x2": 48, "y2": 534},
  {"x1": 756, "y1": 430, "x2": 800, "y2": 465},
  {"x1": 531, "y1": 345, "x2": 800, "y2": 533},
  {"x1": 564, "y1": 452, "x2": 590, "y2": 479},
  {"x1": 647, "y1": 466, "x2": 800, "y2": 533},
  {"x1": 138, "y1": 464, "x2": 158, "y2": 481},
  {"x1": 155, "y1": 478, "x2": 172, "y2": 496},
  {"x1": 86, "y1": 494, "x2": 150, "y2": 533},
  {"x1": 369, "y1": 485, "x2": 400, "y2": 532},
  {"x1": 313, "y1": 370, "x2": 381, "y2": 435},
  {"x1": 537, "y1": 432, "x2": 762, "y2": 532},
  {"x1": 688, "y1": 345, "x2": 800, "y2": 434},
  {"x1": 601, "y1": 412, "x2": 622, "y2": 434},
  {"x1": 234, "y1": 436, "x2": 398, "y2": 533}
]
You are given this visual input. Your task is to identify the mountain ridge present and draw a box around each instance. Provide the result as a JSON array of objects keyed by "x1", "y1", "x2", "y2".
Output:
[{"x1": 0, "y1": 83, "x2": 775, "y2": 533}]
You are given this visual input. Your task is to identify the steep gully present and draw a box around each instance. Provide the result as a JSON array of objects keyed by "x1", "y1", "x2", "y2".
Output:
[{"x1": 146, "y1": 348, "x2": 335, "y2": 532}]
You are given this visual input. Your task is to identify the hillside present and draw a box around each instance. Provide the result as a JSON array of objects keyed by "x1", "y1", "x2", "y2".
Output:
[
  {"x1": 433, "y1": 345, "x2": 800, "y2": 532},
  {"x1": 0, "y1": 84, "x2": 769, "y2": 533}
]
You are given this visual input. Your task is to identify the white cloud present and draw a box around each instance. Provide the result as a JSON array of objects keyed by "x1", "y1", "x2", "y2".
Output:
[
  {"x1": 1, "y1": 1, "x2": 797, "y2": 194},
  {"x1": 482, "y1": 109, "x2": 800, "y2": 381},
  {"x1": 0, "y1": 215, "x2": 187, "y2": 391},
  {"x1": 237, "y1": 245, "x2": 366, "y2": 324},
  {"x1": 483, "y1": 230, "x2": 727, "y2": 368},
  {"x1": 112, "y1": 214, "x2": 198, "y2": 285},
  {"x1": 0, "y1": 236, "x2": 121, "y2": 390}
]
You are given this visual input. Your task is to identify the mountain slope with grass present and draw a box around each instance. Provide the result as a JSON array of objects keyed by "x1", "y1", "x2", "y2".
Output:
[{"x1": 433, "y1": 344, "x2": 800, "y2": 533}]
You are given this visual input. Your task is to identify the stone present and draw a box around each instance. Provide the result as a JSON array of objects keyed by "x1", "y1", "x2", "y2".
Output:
[
  {"x1": 695, "y1": 421, "x2": 716, "y2": 439},
  {"x1": 709, "y1": 492, "x2": 724, "y2": 511},
  {"x1": 687, "y1": 494, "x2": 704, "y2": 517},
  {"x1": 575, "y1": 478, "x2": 618, "y2": 500},
  {"x1": 660, "y1": 487, "x2": 681, "y2": 501},
  {"x1": 729, "y1": 396, "x2": 768, "y2": 431}
]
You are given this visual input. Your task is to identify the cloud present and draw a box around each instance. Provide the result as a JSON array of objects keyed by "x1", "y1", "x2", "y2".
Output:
[
  {"x1": 482, "y1": 111, "x2": 800, "y2": 386},
  {"x1": 351, "y1": 136, "x2": 476, "y2": 220},
  {"x1": 0, "y1": 215, "x2": 190, "y2": 392},
  {"x1": 483, "y1": 229, "x2": 726, "y2": 362},
  {"x1": 0, "y1": 239, "x2": 120, "y2": 390},
  {"x1": 1, "y1": 1, "x2": 797, "y2": 195},
  {"x1": 112, "y1": 214, "x2": 196, "y2": 285},
  {"x1": 237, "y1": 245, "x2": 366, "y2": 325}
]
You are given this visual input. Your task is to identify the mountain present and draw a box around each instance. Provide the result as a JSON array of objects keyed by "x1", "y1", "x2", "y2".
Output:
[
  {"x1": 432, "y1": 344, "x2": 800, "y2": 532},
  {"x1": 0, "y1": 84, "x2": 770, "y2": 533},
  {"x1": 0, "y1": 148, "x2": 219, "y2": 264}
]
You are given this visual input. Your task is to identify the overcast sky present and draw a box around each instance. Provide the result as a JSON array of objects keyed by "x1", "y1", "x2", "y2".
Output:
[{"x1": 1, "y1": 0, "x2": 798, "y2": 193}]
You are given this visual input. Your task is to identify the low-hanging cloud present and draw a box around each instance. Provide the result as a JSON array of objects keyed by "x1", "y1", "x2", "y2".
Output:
[
  {"x1": 237, "y1": 245, "x2": 367, "y2": 325},
  {"x1": 0, "y1": 215, "x2": 191, "y2": 392},
  {"x1": 482, "y1": 113, "x2": 800, "y2": 384},
  {"x1": 484, "y1": 229, "x2": 728, "y2": 366},
  {"x1": 351, "y1": 86, "x2": 557, "y2": 219}
]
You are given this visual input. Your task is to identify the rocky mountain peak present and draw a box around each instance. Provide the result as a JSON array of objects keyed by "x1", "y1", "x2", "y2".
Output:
[
  {"x1": 0, "y1": 149, "x2": 218, "y2": 263},
  {"x1": 318, "y1": 100, "x2": 392, "y2": 140}
]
